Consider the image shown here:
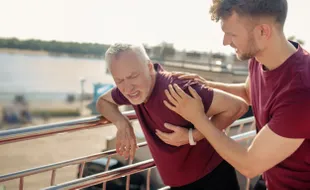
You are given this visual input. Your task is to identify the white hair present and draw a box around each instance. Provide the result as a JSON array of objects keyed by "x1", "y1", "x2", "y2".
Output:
[{"x1": 105, "y1": 43, "x2": 150, "y2": 70}]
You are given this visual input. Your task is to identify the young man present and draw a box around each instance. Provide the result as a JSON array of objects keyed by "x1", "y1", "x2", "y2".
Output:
[
  {"x1": 96, "y1": 43, "x2": 248, "y2": 189},
  {"x1": 163, "y1": 0, "x2": 310, "y2": 189}
]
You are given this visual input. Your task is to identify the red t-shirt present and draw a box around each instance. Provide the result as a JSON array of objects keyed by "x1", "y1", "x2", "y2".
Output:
[
  {"x1": 249, "y1": 41, "x2": 310, "y2": 190},
  {"x1": 111, "y1": 63, "x2": 223, "y2": 186}
]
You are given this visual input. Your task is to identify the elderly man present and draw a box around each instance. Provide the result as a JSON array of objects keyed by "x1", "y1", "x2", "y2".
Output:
[
  {"x1": 96, "y1": 43, "x2": 248, "y2": 189},
  {"x1": 163, "y1": 0, "x2": 310, "y2": 189}
]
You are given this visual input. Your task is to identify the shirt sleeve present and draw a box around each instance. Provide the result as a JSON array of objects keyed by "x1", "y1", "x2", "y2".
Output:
[
  {"x1": 180, "y1": 81, "x2": 214, "y2": 113},
  {"x1": 195, "y1": 84, "x2": 214, "y2": 113},
  {"x1": 268, "y1": 89, "x2": 310, "y2": 138},
  {"x1": 111, "y1": 87, "x2": 131, "y2": 105}
]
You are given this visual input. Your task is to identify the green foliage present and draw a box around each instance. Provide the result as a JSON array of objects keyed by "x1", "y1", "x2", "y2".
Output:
[{"x1": 0, "y1": 38, "x2": 109, "y2": 57}]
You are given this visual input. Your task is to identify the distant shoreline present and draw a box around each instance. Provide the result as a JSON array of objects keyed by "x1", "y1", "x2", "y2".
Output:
[
  {"x1": 0, "y1": 48, "x2": 104, "y2": 59},
  {"x1": 0, "y1": 48, "x2": 49, "y2": 56}
]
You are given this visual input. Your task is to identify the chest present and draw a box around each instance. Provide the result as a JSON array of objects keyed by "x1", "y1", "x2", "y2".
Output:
[
  {"x1": 134, "y1": 104, "x2": 191, "y2": 133},
  {"x1": 250, "y1": 73, "x2": 282, "y2": 129}
]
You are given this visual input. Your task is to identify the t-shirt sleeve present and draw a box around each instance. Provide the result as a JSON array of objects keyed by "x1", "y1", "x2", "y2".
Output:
[
  {"x1": 111, "y1": 87, "x2": 131, "y2": 105},
  {"x1": 188, "y1": 82, "x2": 214, "y2": 113},
  {"x1": 268, "y1": 90, "x2": 310, "y2": 138}
]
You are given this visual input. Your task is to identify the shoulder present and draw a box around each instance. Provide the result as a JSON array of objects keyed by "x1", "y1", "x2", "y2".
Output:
[
  {"x1": 296, "y1": 48, "x2": 310, "y2": 88},
  {"x1": 171, "y1": 76, "x2": 212, "y2": 96},
  {"x1": 248, "y1": 58, "x2": 258, "y2": 71}
]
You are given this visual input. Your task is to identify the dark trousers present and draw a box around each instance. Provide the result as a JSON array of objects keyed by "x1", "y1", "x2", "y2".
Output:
[
  {"x1": 253, "y1": 176, "x2": 267, "y2": 190},
  {"x1": 170, "y1": 160, "x2": 240, "y2": 190}
]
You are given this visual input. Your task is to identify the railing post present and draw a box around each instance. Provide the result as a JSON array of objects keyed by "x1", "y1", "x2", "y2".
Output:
[
  {"x1": 237, "y1": 123, "x2": 245, "y2": 134},
  {"x1": 19, "y1": 177, "x2": 24, "y2": 190},
  {"x1": 147, "y1": 168, "x2": 152, "y2": 190},
  {"x1": 79, "y1": 162, "x2": 86, "y2": 178},
  {"x1": 102, "y1": 156, "x2": 111, "y2": 190},
  {"x1": 50, "y1": 169, "x2": 56, "y2": 186},
  {"x1": 126, "y1": 159, "x2": 133, "y2": 190}
]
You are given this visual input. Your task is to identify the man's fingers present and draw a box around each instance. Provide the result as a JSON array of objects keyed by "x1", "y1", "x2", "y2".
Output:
[
  {"x1": 156, "y1": 129, "x2": 170, "y2": 140},
  {"x1": 116, "y1": 142, "x2": 121, "y2": 153},
  {"x1": 168, "y1": 84, "x2": 181, "y2": 101},
  {"x1": 122, "y1": 147, "x2": 130, "y2": 160},
  {"x1": 173, "y1": 84, "x2": 190, "y2": 99},
  {"x1": 171, "y1": 71, "x2": 183, "y2": 76},
  {"x1": 188, "y1": 86, "x2": 201, "y2": 100},
  {"x1": 129, "y1": 140, "x2": 137, "y2": 161},
  {"x1": 165, "y1": 89, "x2": 178, "y2": 106},
  {"x1": 120, "y1": 144, "x2": 128, "y2": 156},
  {"x1": 163, "y1": 100, "x2": 177, "y2": 112},
  {"x1": 164, "y1": 123, "x2": 179, "y2": 131},
  {"x1": 156, "y1": 130, "x2": 171, "y2": 145},
  {"x1": 177, "y1": 73, "x2": 196, "y2": 79}
]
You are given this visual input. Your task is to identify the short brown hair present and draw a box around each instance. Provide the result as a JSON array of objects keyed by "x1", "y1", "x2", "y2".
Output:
[{"x1": 210, "y1": 0, "x2": 288, "y2": 26}]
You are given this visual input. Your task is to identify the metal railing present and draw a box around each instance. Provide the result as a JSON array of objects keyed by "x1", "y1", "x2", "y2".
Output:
[
  {"x1": 0, "y1": 110, "x2": 255, "y2": 190},
  {"x1": 0, "y1": 110, "x2": 136, "y2": 145}
]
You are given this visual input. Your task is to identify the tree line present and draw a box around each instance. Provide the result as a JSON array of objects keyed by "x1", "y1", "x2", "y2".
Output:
[
  {"x1": 0, "y1": 37, "x2": 304, "y2": 59},
  {"x1": 0, "y1": 38, "x2": 109, "y2": 57}
]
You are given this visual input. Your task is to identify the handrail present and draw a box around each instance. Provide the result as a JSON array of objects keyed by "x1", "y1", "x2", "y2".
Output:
[
  {"x1": 229, "y1": 116, "x2": 254, "y2": 127},
  {"x1": 41, "y1": 131, "x2": 256, "y2": 190},
  {"x1": 0, "y1": 111, "x2": 252, "y2": 146},
  {"x1": 0, "y1": 142, "x2": 148, "y2": 183},
  {"x1": 231, "y1": 130, "x2": 256, "y2": 142},
  {"x1": 0, "y1": 130, "x2": 256, "y2": 184},
  {"x1": 0, "y1": 110, "x2": 137, "y2": 145},
  {"x1": 42, "y1": 159, "x2": 156, "y2": 190},
  {"x1": 0, "y1": 111, "x2": 256, "y2": 190}
]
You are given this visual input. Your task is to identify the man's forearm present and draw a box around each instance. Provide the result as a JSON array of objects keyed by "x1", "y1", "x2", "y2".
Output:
[
  {"x1": 192, "y1": 113, "x2": 239, "y2": 142},
  {"x1": 208, "y1": 82, "x2": 250, "y2": 104},
  {"x1": 96, "y1": 98, "x2": 129, "y2": 129},
  {"x1": 193, "y1": 102, "x2": 247, "y2": 142},
  {"x1": 193, "y1": 115, "x2": 253, "y2": 176}
]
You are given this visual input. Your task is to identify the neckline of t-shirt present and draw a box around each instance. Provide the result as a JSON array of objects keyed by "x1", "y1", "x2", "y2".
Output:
[
  {"x1": 260, "y1": 42, "x2": 301, "y2": 79},
  {"x1": 141, "y1": 63, "x2": 163, "y2": 107}
]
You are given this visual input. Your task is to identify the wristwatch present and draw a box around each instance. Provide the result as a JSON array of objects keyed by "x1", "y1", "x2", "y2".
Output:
[{"x1": 188, "y1": 128, "x2": 197, "y2": 146}]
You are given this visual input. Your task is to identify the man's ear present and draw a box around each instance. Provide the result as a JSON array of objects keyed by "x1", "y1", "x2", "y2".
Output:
[{"x1": 147, "y1": 61, "x2": 154, "y2": 72}]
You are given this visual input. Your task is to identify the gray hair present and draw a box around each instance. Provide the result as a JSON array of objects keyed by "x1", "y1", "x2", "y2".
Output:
[{"x1": 105, "y1": 43, "x2": 150, "y2": 70}]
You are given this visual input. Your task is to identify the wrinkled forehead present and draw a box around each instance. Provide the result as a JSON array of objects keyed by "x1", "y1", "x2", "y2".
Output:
[{"x1": 110, "y1": 51, "x2": 145, "y2": 77}]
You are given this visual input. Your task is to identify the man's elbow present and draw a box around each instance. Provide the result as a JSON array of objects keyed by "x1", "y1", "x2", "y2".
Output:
[
  {"x1": 241, "y1": 167, "x2": 261, "y2": 179},
  {"x1": 229, "y1": 99, "x2": 248, "y2": 120},
  {"x1": 96, "y1": 97, "x2": 107, "y2": 114},
  {"x1": 236, "y1": 100, "x2": 249, "y2": 119},
  {"x1": 239, "y1": 155, "x2": 262, "y2": 179}
]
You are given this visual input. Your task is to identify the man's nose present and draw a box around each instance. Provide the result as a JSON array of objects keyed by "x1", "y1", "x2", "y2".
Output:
[
  {"x1": 123, "y1": 80, "x2": 134, "y2": 93},
  {"x1": 223, "y1": 34, "x2": 231, "y2": 46}
]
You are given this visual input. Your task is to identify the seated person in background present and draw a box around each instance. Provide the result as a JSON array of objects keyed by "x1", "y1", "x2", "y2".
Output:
[{"x1": 96, "y1": 43, "x2": 248, "y2": 190}]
